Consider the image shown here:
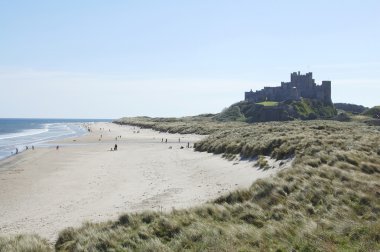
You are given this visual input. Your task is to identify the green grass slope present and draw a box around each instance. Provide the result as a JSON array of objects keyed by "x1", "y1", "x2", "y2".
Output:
[
  {"x1": 287, "y1": 99, "x2": 337, "y2": 119},
  {"x1": 256, "y1": 101, "x2": 279, "y2": 107},
  {"x1": 212, "y1": 106, "x2": 246, "y2": 122}
]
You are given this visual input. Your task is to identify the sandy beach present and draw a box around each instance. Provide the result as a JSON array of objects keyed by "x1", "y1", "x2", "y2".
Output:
[{"x1": 0, "y1": 122, "x2": 288, "y2": 242}]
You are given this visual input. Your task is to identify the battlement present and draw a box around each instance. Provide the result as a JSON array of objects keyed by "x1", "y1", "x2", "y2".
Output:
[{"x1": 245, "y1": 72, "x2": 332, "y2": 104}]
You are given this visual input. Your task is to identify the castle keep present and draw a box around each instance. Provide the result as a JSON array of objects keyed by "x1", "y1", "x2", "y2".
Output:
[{"x1": 245, "y1": 72, "x2": 332, "y2": 104}]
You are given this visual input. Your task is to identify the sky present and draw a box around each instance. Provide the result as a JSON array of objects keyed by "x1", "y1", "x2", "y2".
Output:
[{"x1": 0, "y1": 0, "x2": 379, "y2": 119}]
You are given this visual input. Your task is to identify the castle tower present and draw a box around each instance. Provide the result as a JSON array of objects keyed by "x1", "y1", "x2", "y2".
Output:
[{"x1": 321, "y1": 81, "x2": 332, "y2": 104}]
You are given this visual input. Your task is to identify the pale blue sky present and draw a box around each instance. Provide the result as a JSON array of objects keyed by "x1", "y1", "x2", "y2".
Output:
[{"x1": 1, "y1": 1, "x2": 379, "y2": 118}]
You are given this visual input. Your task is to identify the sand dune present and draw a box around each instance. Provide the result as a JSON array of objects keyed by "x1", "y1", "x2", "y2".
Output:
[{"x1": 0, "y1": 122, "x2": 287, "y2": 242}]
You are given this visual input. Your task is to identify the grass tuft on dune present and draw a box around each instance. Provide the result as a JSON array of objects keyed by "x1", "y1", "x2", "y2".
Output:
[{"x1": 0, "y1": 234, "x2": 51, "y2": 252}]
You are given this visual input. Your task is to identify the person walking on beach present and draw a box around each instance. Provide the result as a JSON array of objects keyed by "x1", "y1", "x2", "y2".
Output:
[
  {"x1": 165, "y1": 139, "x2": 168, "y2": 143},
  {"x1": 32, "y1": 146, "x2": 34, "y2": 150},
  {"x1": 56, "y1": 145, "x2": 59, "y2": 150},
  {"x1": 114, "y1": 144, "x2": 118, "y2": 151},
  {"x1": 16, "y1": 148, "x2": 18, "y2": 154},
  {"x1": 187, "y1": 142, "x2": 190, "y2": 148}
]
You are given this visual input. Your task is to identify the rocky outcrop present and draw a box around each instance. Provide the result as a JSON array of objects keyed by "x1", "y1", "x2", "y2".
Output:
[{"x1": 215, "y1": 99, "x2": 337, "y2": 123}]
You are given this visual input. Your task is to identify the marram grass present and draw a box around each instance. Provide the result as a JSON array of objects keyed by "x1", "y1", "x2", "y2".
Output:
[{"x1": 0, "y1": 234, "x2": 51, "y2": 252}]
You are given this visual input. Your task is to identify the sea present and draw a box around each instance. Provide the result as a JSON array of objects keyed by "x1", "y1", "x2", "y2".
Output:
[{"x1": 0, "y1": 118, "x2": 112, "y2": 160}]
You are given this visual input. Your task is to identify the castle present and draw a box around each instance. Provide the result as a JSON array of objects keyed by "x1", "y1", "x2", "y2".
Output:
[{"x1": 245, "y1": 72, "x2": 332, "y2": 104}]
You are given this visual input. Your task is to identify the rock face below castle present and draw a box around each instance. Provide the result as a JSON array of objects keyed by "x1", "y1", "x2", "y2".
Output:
[{"x1": 245, "y1": 72, "x2": 332, "y2": 104}]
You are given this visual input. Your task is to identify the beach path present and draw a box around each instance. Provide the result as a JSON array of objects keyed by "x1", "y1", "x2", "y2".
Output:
[{"x1": 0, "y1": 122, "x2": 282, "y2": 242}]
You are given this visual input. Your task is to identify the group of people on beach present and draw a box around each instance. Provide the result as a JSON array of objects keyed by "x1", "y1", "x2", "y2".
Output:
[
  {"x1": 12, "y1": 145, "x2": 36, "y2": 155},
  {"x1": 97, "y1": 125, "x2": 192, "y2": 152},
  {"x1": 160, "y1": 138, "x2": 191, "y2": 149}
]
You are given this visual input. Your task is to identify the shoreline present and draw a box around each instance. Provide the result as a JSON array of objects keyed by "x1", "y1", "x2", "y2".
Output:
[
  {"x1": 0, "y1": 121, "x2": 96, "y2": 162},
  {"x1": 0, "y1": 122, "x2": 289, "y2": 242}
]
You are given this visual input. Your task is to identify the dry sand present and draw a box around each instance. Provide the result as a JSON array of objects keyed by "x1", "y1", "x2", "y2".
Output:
[{"x1": 0, "y1": 122, "x2": 290, "y2": 242}]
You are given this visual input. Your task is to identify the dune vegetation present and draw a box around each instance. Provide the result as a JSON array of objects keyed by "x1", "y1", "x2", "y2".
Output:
[
  {"x1": 0, "y1": 235, "x2": 51, "y2": 252},
  {"x1": 54, "y1": 118, "x2": 379, "y2": 251},
  {"x1": 363, "y1": 106, "x2": 380, "y2": 119},
  {"x1": 114, "y1": 116, "x2": 242, "y2": 135},
  {"x1": 2, "y1": 117, "x2": 380, "y2": 251},
  {"x1": 334, "y1": 103, "x2": 368, "y2": 114}
]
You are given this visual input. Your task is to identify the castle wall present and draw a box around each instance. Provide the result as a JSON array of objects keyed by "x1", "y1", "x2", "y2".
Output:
[
  {"x1": 245, "y1": 72, "x2": 332, "y2": 104},
  {"x1": 316, "y1": 86, "x2": 325, "y2": 101}
]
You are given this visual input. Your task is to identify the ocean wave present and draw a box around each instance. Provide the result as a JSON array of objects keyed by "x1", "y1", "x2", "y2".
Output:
[
  {"x1": 0, "y1": 128, "x2": 49, "y2": 140},
  {"x1": 0, "y1": 122, "x2": 88, "y2": 160}
]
